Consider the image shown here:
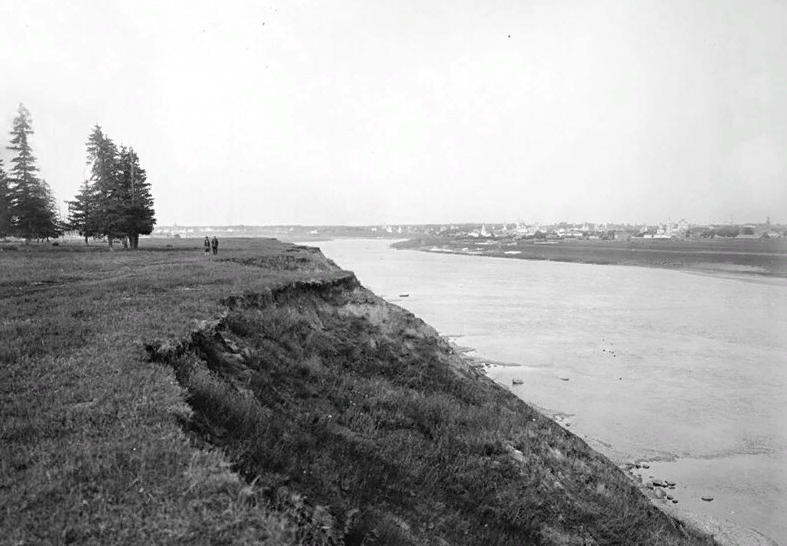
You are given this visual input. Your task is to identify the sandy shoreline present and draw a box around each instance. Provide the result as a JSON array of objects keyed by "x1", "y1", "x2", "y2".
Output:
[
  {"x1": 395, "y1": 237, "x2": 787, "y2": 280},
  {"x1": 450, "y1": 342, "x2": 781, "y2": 546},
  {"x1": 628, "y1": 470, "x2": 779, "y2": 546}
]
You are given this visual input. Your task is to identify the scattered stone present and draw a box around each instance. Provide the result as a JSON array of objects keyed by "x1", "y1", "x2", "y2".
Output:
[
  {"x1": 672, "y1": 499, "x2": 678, "y2": 504},
  {"x1": 701, "y1": 496, "x2": 714, "y2": 502},
  {"x1": 558, "y1": 377, "x2": 570, "y2": 381},
  {"x1": 641, "y1": 464, "x2": 650, "y2": 469},
  {"x1": 512, "y1": 378, "x2": 524, "y2": 385},
  {"x1": 666, "y1": 495, "x2": 673, "y2": 500},
  {"x1": 399, "y1": 294, "x2": 409, "y2": 298},
  {"x1": 652, "y1": 479, "x2": 664, "y2": 487}
]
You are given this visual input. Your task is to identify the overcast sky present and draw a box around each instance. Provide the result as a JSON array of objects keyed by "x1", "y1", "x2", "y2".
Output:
[{"x1": 1, "y1": 0, "x2": 785, "y2": 226}]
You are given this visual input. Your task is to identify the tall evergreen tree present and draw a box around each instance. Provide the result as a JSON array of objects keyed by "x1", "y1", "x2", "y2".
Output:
[
  {"x1": 0, "y1": 158, "x2": 11, "y2": 239},
  {"x1": 74, "y1": 126, "x2": 156, "y2": 249},
  {"x1": 6, "y1": 103, "x2": 60, "y2": 242},
  {"x1": 117, "y1": 146, "x2": 155, "y2": 249},
  {"x1": 86, "y1": 125, "x2": 124, "y2": 248},
  {"x1": 30, "y1": 178, "x2": 61, "y2": 240}
]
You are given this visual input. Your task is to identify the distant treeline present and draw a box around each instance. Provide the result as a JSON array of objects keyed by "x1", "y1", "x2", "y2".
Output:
[{"x1": 0, "y1": 103, "x2": 155, "y2": 248}]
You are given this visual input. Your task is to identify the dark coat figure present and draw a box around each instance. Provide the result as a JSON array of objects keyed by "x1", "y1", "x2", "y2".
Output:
[
  {"x1": 204, "y1": 236, "x2": 211, "y2": 254},
  {"x1": 211, "y1": 236, "x2": 219, "y2": 255}
]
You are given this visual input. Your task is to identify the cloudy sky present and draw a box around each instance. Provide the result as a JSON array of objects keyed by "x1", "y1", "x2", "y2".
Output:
[{"x1": 1, "y1": 0, "x2": 785, "y2": 226}]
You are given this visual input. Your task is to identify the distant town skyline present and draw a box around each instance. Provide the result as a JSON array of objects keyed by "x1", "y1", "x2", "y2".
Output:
[
  {"x1": 2, "y1": 0, "x2": 786, "y2": 227},
  {"x1": 150, "y1": 217, "x2": 783, "y2": 231}
]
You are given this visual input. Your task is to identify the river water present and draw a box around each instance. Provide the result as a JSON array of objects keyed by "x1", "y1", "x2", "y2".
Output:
[{"x1": 316, "y1": 238, "x2": 787, "y2": 544}]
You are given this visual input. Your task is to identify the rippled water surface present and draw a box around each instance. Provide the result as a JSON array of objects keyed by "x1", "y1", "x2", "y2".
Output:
[{"x1": 317, "y1": 238, "x2": 787, "y2": 544}]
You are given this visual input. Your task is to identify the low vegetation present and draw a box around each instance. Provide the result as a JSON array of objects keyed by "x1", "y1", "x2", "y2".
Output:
[
  {"x1": 2, "y1": 238, "x2": 717, "y2": 544},
  {"x1": 394, "y1": 236, "x2": 787, "y2": 277}
]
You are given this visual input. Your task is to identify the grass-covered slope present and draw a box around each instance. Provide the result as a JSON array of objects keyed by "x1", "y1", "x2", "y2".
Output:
[{"x1": 1, "y1": 238, "x2": 715, "y2": 545}]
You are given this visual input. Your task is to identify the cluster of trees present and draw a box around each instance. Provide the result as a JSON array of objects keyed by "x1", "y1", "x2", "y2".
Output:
[
  {"x1": 0, "y1": 104, "x2": 61, "y2": 242},
  {"x1": 701, "y1": 226, "x2": 741, "y2": 238},
  {"x1": 0, "y1": 103, "x2": 155, "y2": 248},
  {"x1": 68, "y1": 125, "x2": 155, "y2": 249}
]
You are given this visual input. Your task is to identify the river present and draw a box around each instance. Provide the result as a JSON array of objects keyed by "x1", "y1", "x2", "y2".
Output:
[{"x1": 314, "y1": 238, "x2": 787, "y2": 544}]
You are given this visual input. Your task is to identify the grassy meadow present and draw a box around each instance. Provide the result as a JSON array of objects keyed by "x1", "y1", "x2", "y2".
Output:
[{"x1": 1, "y1": 237, "x2": 718, "y2": 545}]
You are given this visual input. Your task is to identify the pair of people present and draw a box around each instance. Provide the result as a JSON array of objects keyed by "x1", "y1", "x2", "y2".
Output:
[{"x1": 203, "y1": 236, "x2": 219, "y2": 255}]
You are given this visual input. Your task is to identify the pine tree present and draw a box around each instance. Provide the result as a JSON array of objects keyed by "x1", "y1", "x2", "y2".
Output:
[
  {"x1": 86, "y1": 125, "x2": 124, "y2": 248},
  {"x1": 67, "y1": 179, "x2": 99, "y2": 244},
  {"x1": 76, "y1": 126, "x2": 157, "y2": 249},
  {"x1": 0, "y1": 158, "x2": 11, "y2": 239},
  {"x1": 31, "y1": 179, "x2": 61, "y2": 240},
  {"x1": 117, "y1": 146, "x2": 155, "y2": 249},
  {"x1": 6, "y1": 103, "x2": 60, "y2": 242}
]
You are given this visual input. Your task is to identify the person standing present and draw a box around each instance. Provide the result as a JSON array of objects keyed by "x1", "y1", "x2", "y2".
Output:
[
  {"x1": 204, "y1": 236, "x2": 211, "y2": 254},
  {"x1": 211, "y1": 236, "x2": 219, "y2": 255}
]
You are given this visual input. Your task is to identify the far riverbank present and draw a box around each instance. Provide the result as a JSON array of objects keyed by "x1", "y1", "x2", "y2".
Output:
[{"x1": 393, "y1": 236, "x2": 787, "y2": 278}]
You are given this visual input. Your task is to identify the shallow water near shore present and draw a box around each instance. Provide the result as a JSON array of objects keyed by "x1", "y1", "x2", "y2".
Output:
[{"x1": 317, "y1": 238, "x2": 787, "y2": 544}]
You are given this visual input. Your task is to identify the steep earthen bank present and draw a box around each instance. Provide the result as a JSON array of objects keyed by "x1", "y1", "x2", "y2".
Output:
[{"x1": 146, "y1": 261, "x2": 717, "y2": 546}]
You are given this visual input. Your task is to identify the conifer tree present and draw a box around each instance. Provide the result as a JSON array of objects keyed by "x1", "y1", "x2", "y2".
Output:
[
  {"x1": 67, "y1": 178, "x2": 99, "y2": 244},
  {"x1": 76, "y1": 127, "x2": 156, "y2": 249},
  {"x1": 117, "y1": 146, "x2": 155, "y2": 249},
  {"x1": 0, "y1": 158, "x2": 11, "y2": 239},
  {"x1": 30, "y1": 178, "x2": 61, "y2": 240},
  {"x1": 86, "y1": 125, "x2": 124, "y2": 248},
  {"x1": 6, "y1": 103, "x2": 60, "y2": 242}
]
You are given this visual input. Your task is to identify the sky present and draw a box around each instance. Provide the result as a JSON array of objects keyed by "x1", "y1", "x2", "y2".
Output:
[{"x1": 0, "y1": 0, "x2": 785, "y2": 226}]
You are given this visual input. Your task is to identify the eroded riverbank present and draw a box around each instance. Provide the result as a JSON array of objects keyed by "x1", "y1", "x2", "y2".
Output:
[{"x1": 318, "y1": 238, "x2": 787, "y2": 545}]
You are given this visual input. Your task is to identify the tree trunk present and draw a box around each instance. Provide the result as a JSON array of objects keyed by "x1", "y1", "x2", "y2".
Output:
[
  {"x1": 108, "y1": 238, "x2": 114, "y2": 251},
  {"x1": 84, "y1": 235, "x2": 89, "y2": 245}
]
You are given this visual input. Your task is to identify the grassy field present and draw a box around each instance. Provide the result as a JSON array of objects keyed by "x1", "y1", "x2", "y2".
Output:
[
  {"x1": 393, "y1": 237, "x2": 787, "y2": 278},
  {"x1": 2, "y1": 238, "x2": 718, "y2": 545}
]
